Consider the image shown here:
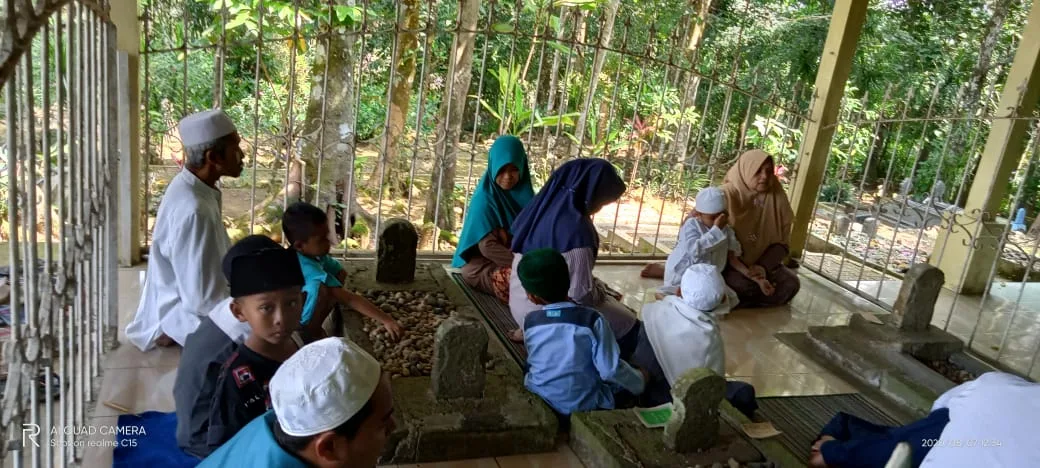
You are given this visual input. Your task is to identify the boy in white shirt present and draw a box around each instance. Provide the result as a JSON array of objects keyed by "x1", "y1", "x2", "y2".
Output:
[
  {"x1": 647, "y1": 187, "x2": 774, "y2": 310},
  {"x1": 630, "y1": 264, "x2": 757, "y2": 416}
]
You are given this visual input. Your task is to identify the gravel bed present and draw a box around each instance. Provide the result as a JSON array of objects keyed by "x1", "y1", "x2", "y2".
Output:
[
  {"x1": 923, "y1": 359, "x2": 977, "y2": 384},
  {"x1": 359, "y1": 289, "x2": 455, "y2": 379}
]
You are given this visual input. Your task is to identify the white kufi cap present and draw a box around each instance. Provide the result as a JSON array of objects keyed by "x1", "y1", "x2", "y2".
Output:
[
  {"x1": 178, "y1": 109, "x2": 238, "y2": 148},
  {"x1": 680, "y1": 263, "x2": 726, "y2": 311},
  {"x1": 694, "y1": 187, "x2": 726, "y2": 215},
  {"x1": 270, "y1": 337, "x2": 381, "y2": 437}
]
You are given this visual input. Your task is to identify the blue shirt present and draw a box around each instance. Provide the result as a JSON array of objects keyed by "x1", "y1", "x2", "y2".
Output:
[
  {"x1": 523, "y1": 302, "x2": 645, "y2": 415},
  {"x1": 197, "y1": 412, "x2": 308, "y2": 468},
  {"x1": 297, "y1": 253, "x2": 345, "y2": 324}
]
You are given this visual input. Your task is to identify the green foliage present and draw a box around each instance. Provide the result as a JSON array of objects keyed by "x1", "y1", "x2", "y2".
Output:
[
  {"x1": 820, "y1": 179, "x2": 855, "y2": 205},
  {"x1": 131, "y1": 0, "x2": 1040, "y2": 239},
  {"x1": 746, "y1": 115, "x2": 802, "y2": 168},
  {"x1": 477, "y1": 64, "x2": 579, "y2": 137}
]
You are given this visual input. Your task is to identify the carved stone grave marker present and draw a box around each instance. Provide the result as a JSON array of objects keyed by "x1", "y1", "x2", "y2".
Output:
[
  {"x1": 663, "y1": 368, "x2": 726, "y2": 453},
  {"x1": 432, "y1": 315, "x2": 488, "y2": 399},
  {"x1": 376, "y1": 218, "x2": 419, "y2": 283},
  {"x1": 892, "y1": 264, "x2": 945, "y2": 332}
]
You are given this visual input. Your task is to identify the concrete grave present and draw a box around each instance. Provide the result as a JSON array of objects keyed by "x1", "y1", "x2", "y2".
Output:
[
  {"x1": 775, "y1": 264, "x2": 1004, "y2": 419},
  {"x1": 568, "y1": 369, "x2": 789, "y2": 468},
  {"x1": 432, "y1": 315, "x2": 488, "y2": 399},
  {"x1": 329, "y1": 262, "x2": 557, "y2": 464},
  {"x1": 376, "y1": 218, "x2": 419, "y2": 283},
  {"x1": 891, "y1": 264, "x2": 944, "y2": 332}
]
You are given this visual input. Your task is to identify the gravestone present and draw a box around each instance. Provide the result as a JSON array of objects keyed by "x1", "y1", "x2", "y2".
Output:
[
  {"x1": 431, "y1": 315, "x2": 488, "y2": 399},
  {"x1": 663, "y1": 368, "x2": 726, "y2": 453},
  {"x1": 930, "y1": 180, "x2": 946, "y2": 202},
  {"x1": 862, "y1": 217, "x2": 878, "y2": 237},
  {"x1": 830, "y1": 215, "x2": 852, "y2": 236},
  {"x1": 891, "y1": 264, "x2": 945, "y2": 332},
  {"x1": 899, "y1": 178, "x2": 913, "y2": 199},
  {"x1": 376, "y1": 218, "x2": 419, "y2": 283}
]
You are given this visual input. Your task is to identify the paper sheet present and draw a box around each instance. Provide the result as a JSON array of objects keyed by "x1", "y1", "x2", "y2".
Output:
[
  {"x1": 742, "y1": 421, "x2": 783, "y2": 439},
  {"x1": 858, "y1": 312, "x2": 884, "y2": 324},
  {"x1": 633, "y1": 403, "x2": 674, "y2": 428}
]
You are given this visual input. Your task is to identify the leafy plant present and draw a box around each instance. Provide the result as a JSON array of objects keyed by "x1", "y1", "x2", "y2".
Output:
[{"x1": 476, "y1": 64, "x2": 579, "y2": 137}]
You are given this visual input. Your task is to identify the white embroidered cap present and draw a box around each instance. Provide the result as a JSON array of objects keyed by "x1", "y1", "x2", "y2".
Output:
[
  {"x1": 270, "y1": 337, "x2": 381, "y2": 437},
  {"x1": 680, "y1": 263, "x2": 726, "y2": 312},
  {"x1": 178, "y1": 109, "x2": 238, "y2": 148},
  {"x1": 694, "y1": 187, "x2": 726, "y2": 215}
]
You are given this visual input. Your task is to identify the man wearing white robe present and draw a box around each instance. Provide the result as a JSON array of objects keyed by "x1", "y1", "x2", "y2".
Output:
[{"x1": 125, "y1": 109, "x2": 245, "y2": 351}]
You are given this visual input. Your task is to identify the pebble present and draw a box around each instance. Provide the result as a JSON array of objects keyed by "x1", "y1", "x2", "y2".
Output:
[
  {"x1": 926, "y1": 359, "x2": 977, "y2": 384},
  {"x1": 362, "y1": 290, "x2": 456, "y2": 377}
]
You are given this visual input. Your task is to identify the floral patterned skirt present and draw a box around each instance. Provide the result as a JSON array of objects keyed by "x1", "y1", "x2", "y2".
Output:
[{"x1": 490, "y1": 266, "x2": 511, "y2": 304}]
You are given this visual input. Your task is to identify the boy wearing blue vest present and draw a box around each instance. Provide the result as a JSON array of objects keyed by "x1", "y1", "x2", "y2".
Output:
[{"x1": 518, "y1": 248, "x2": 647, "y2": 415}]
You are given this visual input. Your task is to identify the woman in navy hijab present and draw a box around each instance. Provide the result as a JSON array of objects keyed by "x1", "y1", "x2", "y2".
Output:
[{"x1": 507, "y1": 158, "x2": 639, "y2": 354}]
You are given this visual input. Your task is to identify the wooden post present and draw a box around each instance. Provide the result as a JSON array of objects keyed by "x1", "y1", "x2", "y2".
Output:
[
  {"x1": 787, "y1": 0, "x2": 869, "y2": 257},
  {"x1": 112, "y1": 0, "x2": 142, "y2": 265},
  {"x1": 931, "y1": 0, "x2": 1040, "y2": 293}
]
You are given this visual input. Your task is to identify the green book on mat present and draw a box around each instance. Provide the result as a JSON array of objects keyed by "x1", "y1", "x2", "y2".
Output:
[{"x1": 633, "y1": 402, "x2": 674, "y2": 428}]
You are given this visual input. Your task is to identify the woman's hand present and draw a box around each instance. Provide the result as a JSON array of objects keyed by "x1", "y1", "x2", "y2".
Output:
[
  {"x1": 748, "y1": 265, "x2": 767, "y2": 280},
  {"x1": 756, "y1": 278, "x2": 776, "y2": 297},
  {"x1": 492, "y1": 228, "x2": 511, "y2": 245}
]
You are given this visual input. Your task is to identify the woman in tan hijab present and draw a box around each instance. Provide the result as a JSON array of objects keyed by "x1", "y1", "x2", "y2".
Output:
[{"x1": 721, "y1": 149, "x2": 800, "y2": 307}]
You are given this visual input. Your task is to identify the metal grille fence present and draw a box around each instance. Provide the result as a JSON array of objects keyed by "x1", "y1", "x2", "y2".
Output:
[
  {"x1": 0, "y1": 0, "x2": 120, "y2": 465},
  {"x1": 137, "y1": 0, "x2": 813, "y2": 259},
  {"x1": 799, "y1": 82, "x2": 1040, "y2": 380}
]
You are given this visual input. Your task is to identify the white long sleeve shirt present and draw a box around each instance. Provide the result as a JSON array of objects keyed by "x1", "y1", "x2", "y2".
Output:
[
  {"x1": 920, "y1": 371, "x2": 1040, "y2": 467},
  {"x1": 125, "y1": 170, "x2": 231, "y2": 351},
  {"x1": 663, "y1": 218, "x2": 741, "y2": 290}
]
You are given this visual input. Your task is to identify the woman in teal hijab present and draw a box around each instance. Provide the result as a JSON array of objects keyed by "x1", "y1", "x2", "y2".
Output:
[{"x1": 453, "y1": 136, "x2": 535, "y2": 303}]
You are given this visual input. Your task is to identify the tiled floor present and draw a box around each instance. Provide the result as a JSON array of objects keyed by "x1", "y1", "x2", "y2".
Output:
[{"x1": 71, "y1": 263, "x2": 875, "y2": 467}]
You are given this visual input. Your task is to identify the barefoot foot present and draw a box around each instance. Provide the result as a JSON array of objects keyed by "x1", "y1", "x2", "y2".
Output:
[
  {"x1": 155, "y1": 334, "x2": 177, "y2": 348},
  {"x1": 641, "y1": 262, "x2": 665, "y2": 279}
]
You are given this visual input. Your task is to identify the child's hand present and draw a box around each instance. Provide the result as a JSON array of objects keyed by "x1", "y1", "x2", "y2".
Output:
[
  {"x1": 713, "y1": 212, "x2": 729, "y2": 229},
  {"x1": 382, "y1": 319, "x2": 404, "y2": 341},
  {"x1": 748, "y1": 265, "x2": 767, "y2": 280},
  {"x1": 637, "y1": 367, "x2": 650, "y2": 384},
  {"x1": 756, "y1": 278, "x2": 776, "y2": 296}
]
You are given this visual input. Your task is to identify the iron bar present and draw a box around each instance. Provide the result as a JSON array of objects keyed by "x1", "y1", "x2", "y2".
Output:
[{"x1": 248, "y1": 0, "x2": 265, "y2": 232}]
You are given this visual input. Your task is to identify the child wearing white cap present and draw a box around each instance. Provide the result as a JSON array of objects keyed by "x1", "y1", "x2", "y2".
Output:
[
  {"x1": 199, "y1": 337, "x2": 395, "y2": 468},
  {"x1": 629, "y1": 264, "x2": 757, "y2": 416},
  {"x1": 643, "y1": 187, "x2": 755, "y2": 307}
]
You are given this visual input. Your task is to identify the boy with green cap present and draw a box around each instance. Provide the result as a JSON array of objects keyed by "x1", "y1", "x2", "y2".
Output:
[
  {"x1": 175, "y1": 234, "x2": 306, "y2": 458},
  {"x1": 517, "y1": 248, "x2": 647, "y2": 415}
]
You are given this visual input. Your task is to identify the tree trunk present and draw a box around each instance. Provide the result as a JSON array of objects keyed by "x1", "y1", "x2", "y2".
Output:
[
  {"x1": 572, "y1": 0, "x2": 620, "y2": 157},
  {"x1": 954, "y1": 0, "x2": 1014, "y2": 208},
  {"x1": 556, "y1": 8, "x2": 587, "y2": 157},
  {"x1": 1029, "y1": 213, "x2": 1040, "y2": 237},
  {"x1": 424, "y1": 0, "x2": 479, "y2": 232},
  {"x1": 541, "y1": 7, "x2": 569, "y2": 156},
  {"x1": 365, "y1": 0, "x2": 420, "y2": 195},
  {"x1": 673, "y1": 0, "x2": 712, "y2": 164},
  {"x1": 296, "y1": 2, "x2": 370, "y2": 239}
]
